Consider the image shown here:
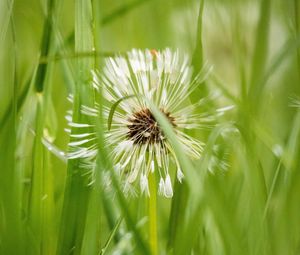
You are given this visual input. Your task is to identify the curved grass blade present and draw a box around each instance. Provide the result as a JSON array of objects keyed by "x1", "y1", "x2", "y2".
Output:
[
  {"x1": 100, "y1": 217, "x2": 123, "y2": 255},
  {"x1": 108, "y1": 95, "x2": 135, "y2": 130}
]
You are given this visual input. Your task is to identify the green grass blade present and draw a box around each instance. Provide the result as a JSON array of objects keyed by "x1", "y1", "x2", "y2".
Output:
[
  {"x1": 56, "y1": 0, "x2": 95, "y2": 254},
  {"x1": 190, "y1": 0, "x2": 207, "y2": 102},
  {"x1": 248, "y1": 0, "x2": 271, "y2": 104},
  {"x1": 35, "y1": 0, "x2": 55, "y2": 93},
  {"x1": 101, "y1": 0, "x2": 151, "y2": 25},
  {"x1": 80, "y1": 1, "x2": 103, "y2": 254},
  {"x1": 148, "y1": 172, "x2": 158, "y2": 255},
  {"x1": 191, "y1": 0, "x2": 204, "y2": 75},
  {"x1": 109, "y1": 170, "x2": 151, "y2": 255},
  {"x1": 295, "y1": 0, "x2": 300, "y2": 75},
  {"x1": 27, "y1": 98, "x2": 44, "y2": 254},
  {"x1": 0, "y1": 5, "x2": 23, "y2": 253},
  {"x1": 0, "y1": 79, "x2": 30, "y2": 128},
  {"x1": 0, "y1": 0, "x2": 14, "y2": 44},
  {"x1": 167, "y1": 180, "x2": 189, "y2": 254},
  {"x1": 100, "y1": 217, "x2": 123, "y2": 255}
]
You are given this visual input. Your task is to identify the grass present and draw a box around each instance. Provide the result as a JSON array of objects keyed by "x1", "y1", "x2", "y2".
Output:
[{"x1": 1, "y1": 0, "x2": 300, "y2": 254}]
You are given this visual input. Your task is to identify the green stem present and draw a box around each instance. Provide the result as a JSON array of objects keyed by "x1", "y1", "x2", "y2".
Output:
[
  {"x1": 35, "y1": 0, "x2": 54, "y2": 92},
  {"x1": 148, "y1": 173, "x2": 158, "y2": 255},
  {"x1": 294, "y1": 0, "x2": 300, "y2": 79}
]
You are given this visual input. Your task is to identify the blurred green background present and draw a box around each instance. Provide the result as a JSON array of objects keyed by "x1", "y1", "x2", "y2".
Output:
[{"x1": 1, "y1": 0, "x2": 300, "y2": 254}]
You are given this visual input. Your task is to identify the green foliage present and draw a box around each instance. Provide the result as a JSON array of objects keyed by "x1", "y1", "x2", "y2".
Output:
[{"x1": 1, "y1": 0, "x2": 300, "y2": 254}]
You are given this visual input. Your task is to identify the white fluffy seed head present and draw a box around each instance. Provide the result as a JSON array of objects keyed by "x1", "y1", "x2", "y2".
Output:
[{"x1": 62, "y1": 48, "x2": 216, "y2": 198}]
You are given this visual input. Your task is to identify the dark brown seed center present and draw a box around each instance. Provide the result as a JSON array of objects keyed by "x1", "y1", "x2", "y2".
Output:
[{"x1": 127, "y1": 108, "x2": 176, "y2": 145}]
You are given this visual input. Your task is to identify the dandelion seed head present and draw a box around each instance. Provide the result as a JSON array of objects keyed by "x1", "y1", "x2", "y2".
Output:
[
  {"x1": 127, "y1": 108, "x2": 176, "y2": 145},
  {"x1": 64, "y1": 48, "x2": 220, "y2": 197}
]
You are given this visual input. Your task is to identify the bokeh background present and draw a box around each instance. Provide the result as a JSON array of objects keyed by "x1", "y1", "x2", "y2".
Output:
[{"x1": 1, "y1": 0, "x2": 300, "y2": 254}]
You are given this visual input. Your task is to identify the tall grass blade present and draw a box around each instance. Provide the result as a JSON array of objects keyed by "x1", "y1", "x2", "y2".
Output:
[
  {"x1": 56, "y1": 0, "x2": 95, "y2": 254},
  {"x1": 249, "y1": 0, "x2": 271, "y2": 104},
  {"x1": 0, "y1": 4, "x2": 23, "y2": 253},
  {"x1": 35, "y1": 0, "x2": 55, "y2": 92}
]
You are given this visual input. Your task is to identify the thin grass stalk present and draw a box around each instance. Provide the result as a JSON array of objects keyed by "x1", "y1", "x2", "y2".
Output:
[
  {"x1": 100, "y1": 217, "x2": 123, "y2": 255},
  {"x1": 295, "y1": 0, "x2": 300, "y2": 78},
  {"x1": 148, "y1": 172, "x2": 158, "y2": 255},
  {"x1": 28, "y1": 97, "x2": 44, "y2": 254},
  {"x1": 167, "y1": 180, "x2": 188, "y2": 254}
]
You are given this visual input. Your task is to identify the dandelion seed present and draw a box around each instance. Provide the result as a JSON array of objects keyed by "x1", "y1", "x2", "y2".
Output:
[
  {"x1": 177, "y1": 168, "x2": 184, "y2": 183},
  {"x1": 66, "y1": 48, "x2": 218, "y2": 197},
  {"x1": 158, "y1": 178, "x2": 165, "y2": 196},
  {"x1": 140, "y1": 174, "x2": 150, "y2": 196},
  {"x1": 164, "y1": 174, "x2": 173, "y2": 198}
]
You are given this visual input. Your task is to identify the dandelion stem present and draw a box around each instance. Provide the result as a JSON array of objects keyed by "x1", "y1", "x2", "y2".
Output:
[{"x1": 148, "y1": 173, "x2": 158, "y2": 255}]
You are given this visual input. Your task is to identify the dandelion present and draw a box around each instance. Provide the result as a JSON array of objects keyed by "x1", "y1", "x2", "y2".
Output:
[{"x1": 67, "y1": 48, "x2": 217, "y2": 197}]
